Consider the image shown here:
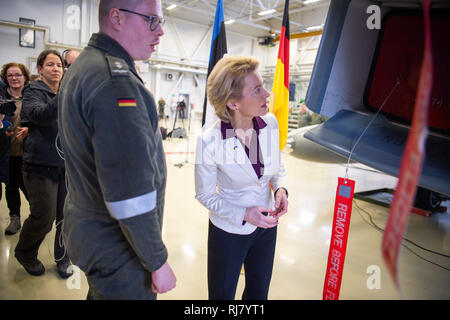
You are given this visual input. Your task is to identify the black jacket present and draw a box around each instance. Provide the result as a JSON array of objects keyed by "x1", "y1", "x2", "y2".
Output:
[
  {"x1": 0, "y1": 86, "x2": 10, "y2": 182},
  {"x1": 21, "y1": 80, "x2": 63, "y2": 168}
]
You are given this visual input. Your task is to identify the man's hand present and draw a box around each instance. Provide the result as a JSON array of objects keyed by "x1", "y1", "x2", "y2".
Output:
[{"x1": 151, "y1": 261, "x2": 176, "y2": 294}]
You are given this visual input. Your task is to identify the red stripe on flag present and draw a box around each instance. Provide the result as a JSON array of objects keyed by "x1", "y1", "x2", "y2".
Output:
[{"x1": 278, "y1": 26, "x2": 290, "y2": 88}]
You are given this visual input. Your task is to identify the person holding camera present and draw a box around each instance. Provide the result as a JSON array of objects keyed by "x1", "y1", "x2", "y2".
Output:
[
  {"x1": 0, "y1": 62, "x2": 30, "y2": 235},
  {"x1": 14, "y1": 50, "x2": 73, "y2": 279},
  {"x1": 0, "y1": 113, "x2": 8, "y2": 209}
]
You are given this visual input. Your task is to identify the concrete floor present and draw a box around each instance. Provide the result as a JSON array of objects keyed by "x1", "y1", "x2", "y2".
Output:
[{"x1": 0, "y1": 119, "x2": 449, "y2": 300}]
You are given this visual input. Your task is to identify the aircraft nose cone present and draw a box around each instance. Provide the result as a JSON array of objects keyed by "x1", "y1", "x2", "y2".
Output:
[{"x1": 285, "y1": 137, "x2": 295, "y2": 153}]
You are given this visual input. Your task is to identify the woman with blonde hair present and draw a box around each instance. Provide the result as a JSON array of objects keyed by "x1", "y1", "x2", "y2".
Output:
[{"x1": 195, "y1": 55, "x2": 288, "y2": 300}]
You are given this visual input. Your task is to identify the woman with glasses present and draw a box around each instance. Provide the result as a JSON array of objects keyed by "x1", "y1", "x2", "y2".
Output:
[
  {"x1": 14, "y1": 49, "x2": 73, "y2": 279},
  {"x1": 0, "y1": 63, "x2": 30, "y2": 235}
]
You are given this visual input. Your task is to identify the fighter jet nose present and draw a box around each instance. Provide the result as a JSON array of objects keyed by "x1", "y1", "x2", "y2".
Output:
[{"x1": 284, "y1": 137, "x2": 295, "y2": 153}]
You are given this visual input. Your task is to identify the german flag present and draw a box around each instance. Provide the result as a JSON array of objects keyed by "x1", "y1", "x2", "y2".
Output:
[
  {"x1": 118, "y1": 98, "x2": 137, "y2": 107},
  {"x1": 201, "y1": 0, "x2": 227, "y2": 129},
  {"x1": 270, "y1": 0, "x2": 290, "y2": 150}
]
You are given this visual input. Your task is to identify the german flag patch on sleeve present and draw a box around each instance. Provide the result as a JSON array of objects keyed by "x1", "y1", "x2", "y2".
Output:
[{"x1": 118, "y1": 98, "x2": 137, "y2": 107}]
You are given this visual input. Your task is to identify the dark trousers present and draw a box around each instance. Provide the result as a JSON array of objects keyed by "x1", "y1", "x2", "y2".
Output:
[
  {"x1": 15, "y1": 169, "x2": 68, "y2": 264},
  {"x1": 85, "y1": 256, "x2": 157, "y2": 300},
  {"x1": 207, "y1": 222, "x2": 277, "y2": 300},
  {"x1": 6, "y1": 155, "x2": 28, "y2": 217}
]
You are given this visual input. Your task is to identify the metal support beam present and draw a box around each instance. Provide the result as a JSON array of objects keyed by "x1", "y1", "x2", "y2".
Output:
[{"x1": 274, "y1": 29, "x2": 322, "y2": 41}]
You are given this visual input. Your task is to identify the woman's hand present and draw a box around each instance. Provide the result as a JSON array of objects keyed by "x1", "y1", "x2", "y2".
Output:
[
  {"x1": 270, "y1": 188, "x2": 288, "y2": 218},
  {"x1": 16, "y1": 127, "x2": 28, "y2": 140},
  {"x1": 244, "y1": 206, "x2": 278, "y2": 229}
]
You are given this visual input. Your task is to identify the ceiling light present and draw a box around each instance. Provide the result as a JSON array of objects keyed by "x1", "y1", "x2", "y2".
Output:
[
  {"x1": 304, "y1": 0, "x2": 320, "y2": 4},
  {"x1": 258, "y1": 9, "x2": 276, "y2": 16},
  {"x1": 167, "y1": 4, "x2": 177, "y2": 10},
  {"x1": 224, "y1": 19, "x2": 235, "y2": 25}
]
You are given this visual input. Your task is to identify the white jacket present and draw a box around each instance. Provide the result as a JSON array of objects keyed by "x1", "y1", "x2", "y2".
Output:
[{"x1": 195, "y1": 113, "x2": 287, "y2": 235}]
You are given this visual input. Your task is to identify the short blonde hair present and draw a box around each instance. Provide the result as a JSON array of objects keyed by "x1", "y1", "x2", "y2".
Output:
[{"x1": 206, "y1": 55, "x2": 259, "y2": 123}]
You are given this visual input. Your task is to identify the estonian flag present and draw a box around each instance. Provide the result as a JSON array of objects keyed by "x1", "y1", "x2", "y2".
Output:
[
  {"x1": 269, "y1": 0, "x2": 290, "y2": 150},
  {"x1": 202, "y1": 0, "x2": 227, "y2": 129}
]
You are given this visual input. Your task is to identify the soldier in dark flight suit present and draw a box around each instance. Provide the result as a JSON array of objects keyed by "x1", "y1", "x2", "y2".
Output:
[{"x1": 58, "y1": 0, "x2": 176, "y2": 299}]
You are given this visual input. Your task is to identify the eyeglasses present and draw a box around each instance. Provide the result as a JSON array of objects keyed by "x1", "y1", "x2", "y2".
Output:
[
  {"x1": 118, "y1": 8, "x2": 165, "y2": 31},
  {"x1": 7, "y1": 74, "x2": 23, "y2": 78}
]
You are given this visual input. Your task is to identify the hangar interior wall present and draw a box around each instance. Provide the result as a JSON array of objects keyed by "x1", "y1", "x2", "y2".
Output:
[{"x1": 0, "y1": 0, "x2": 327, "y2": 118}]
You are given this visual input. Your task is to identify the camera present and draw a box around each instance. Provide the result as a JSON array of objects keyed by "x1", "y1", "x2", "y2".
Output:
[
  {"x1": 0, "y1": 101, "x2": 17, "y2": 117},
  {"x1": 2, "y1": 119, "x2": 13, "y2": 132}
]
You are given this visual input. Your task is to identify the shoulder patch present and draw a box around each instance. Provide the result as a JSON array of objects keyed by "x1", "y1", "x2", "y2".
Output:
[
  {"x1": 105, "y1": 55, "x2": 130, "y2": 77},
  {"x1": 118, "y1": 98, "x2": 137, "y2": 107}
]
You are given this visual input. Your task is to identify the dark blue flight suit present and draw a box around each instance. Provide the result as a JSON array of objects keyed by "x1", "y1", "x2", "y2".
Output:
[{"x1": 58, "y1": 33, "x2": 168, "y2": 299}]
